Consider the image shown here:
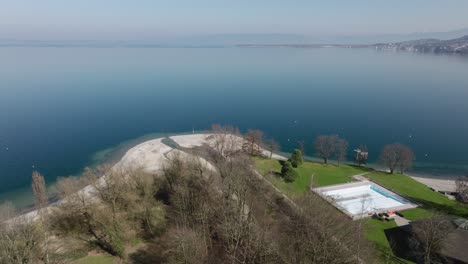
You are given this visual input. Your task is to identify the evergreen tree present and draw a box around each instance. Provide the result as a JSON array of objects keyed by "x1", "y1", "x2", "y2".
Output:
[
  {"x1": 281, "y1": 161, "x2": 293, "y2": 175},
  {"x1": 281, "y1": 161, "x2": 298, "y2": 182},
  {"x1": 290, "y1": 149, "x2": 304, "y2": 168},
  {"x1": 283, "y1": 169, "x2": 298, "y2": 183}
]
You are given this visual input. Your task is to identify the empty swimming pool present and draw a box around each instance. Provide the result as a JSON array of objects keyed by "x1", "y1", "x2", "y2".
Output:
[{"x1": 314, "y1": 182, "x2": 417, "y2": 219}]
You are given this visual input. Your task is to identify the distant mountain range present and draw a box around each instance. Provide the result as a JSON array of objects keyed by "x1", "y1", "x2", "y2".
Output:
[
  {"x1": 2, "y1": 28, "x2": 468, "y2": 47},
  {"x1": 374, "y1": 35, "x2": 468, "y2": 55}
]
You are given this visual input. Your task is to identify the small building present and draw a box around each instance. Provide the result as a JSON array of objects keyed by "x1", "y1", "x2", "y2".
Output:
[
  {"x1": 354, "y1": 149, "x2": 369, "y2": 165},
  {"x1": 385, "y1": 217, "x2": 468, "y2": 264}
]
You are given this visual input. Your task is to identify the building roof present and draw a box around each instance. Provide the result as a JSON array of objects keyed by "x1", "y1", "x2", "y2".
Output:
[{"x1": 384, "y1": 217, "x2": 468, "y2": 264}]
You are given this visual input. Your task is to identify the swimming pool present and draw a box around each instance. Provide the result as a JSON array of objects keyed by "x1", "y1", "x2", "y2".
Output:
[{"x1": 315, "y1": 182, "x2": 417, "y2": 218}]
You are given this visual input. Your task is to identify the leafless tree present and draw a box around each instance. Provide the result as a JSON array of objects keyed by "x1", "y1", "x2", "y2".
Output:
[
  {"x1": 50, "y1": 165, "x2": 166, "y2": 258},
  {"x1": 279, "y1": 193, "x2": 375, "y2": 263},
  {"x1": 264, "y1": 138, "x2": 280, "y2": 159},
  {"x1": 297, "y1": 140, "x2": 306, "y2": 156},
  {"x1": 217, "y1": 153, "x2": 280, "y2": 264},
  {"x1": 379, "y1": 143, "x2": 415, "y2": 174},
  {"x1": 167, "y1": 227, "x2": 208, "y2": 264},
  {"x1": 315, "y1": 135, "x2": 338, "y2": 164},
  {"x1": 210, "y1": 124, "x2": 241, "y2": 159},
  {"x1": 411, "y1": 216, "x2": 453, "y2": 264},
  {"x1": 50, "y1": 169, "x2": 127, "y2": 257},
  {"x1": 455, "y1": 176, "x2": 468, "y2": 203},
  {"x1": 0, "y1": 202, "x2": 44, "y2": 264},
  {"x1": 31, "y1": 171, "x2": 51, "y2": 264},
  {"x1": 243, "y1": 129, "x2": 264, "y2": 156},
  {"x1": 314, "y1": 135, "x2": 348, "y2": 165},
  {"x1": 203, "y1": 125, "x2": 244, "y2": 182},
  {"x1": 335, "y1": 138, "x2": 348, "y2": 166},
  {"x1": 32, "y1": 171, "x2": 48, "y2": 209}
]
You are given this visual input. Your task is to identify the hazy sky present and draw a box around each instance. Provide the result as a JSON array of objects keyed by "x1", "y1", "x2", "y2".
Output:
[{"x1": 1, "y1": 0, "x2": 468, "y2": 40}]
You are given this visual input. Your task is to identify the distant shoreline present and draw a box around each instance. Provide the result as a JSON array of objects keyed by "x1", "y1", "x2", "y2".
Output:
[{"x1": 1, "y1": 132, "x2": 466, "y2": 208}]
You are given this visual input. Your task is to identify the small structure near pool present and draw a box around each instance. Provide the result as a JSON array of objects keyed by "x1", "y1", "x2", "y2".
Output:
[{"x1": 312, "y1": 181, "x2": 417, "y2": 219}]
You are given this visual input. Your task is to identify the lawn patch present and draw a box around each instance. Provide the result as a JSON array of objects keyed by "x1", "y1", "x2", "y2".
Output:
[
  {"x1": 365, "y1": 219, "x2": 413, "y2": 264},
  {"x1": 254, "y1": 157, "x2": 368, "y2": 196},
  {"x1": 366, "y1": 172, "x2": 468, "y2": 218}
]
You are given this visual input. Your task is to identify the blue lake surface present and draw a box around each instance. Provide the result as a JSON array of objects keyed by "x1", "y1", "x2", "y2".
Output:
[{"x1": 1, "y1": 47, "x2": 468, "y2": 206}]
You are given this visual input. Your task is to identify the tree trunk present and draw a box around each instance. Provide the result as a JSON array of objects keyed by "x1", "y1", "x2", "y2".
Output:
[{"x1": 324, "y1": 158, "x2": 328, "y2": 164}]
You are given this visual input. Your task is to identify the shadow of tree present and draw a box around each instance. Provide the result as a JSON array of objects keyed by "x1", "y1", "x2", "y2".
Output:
[
  {"x1": 128, "y1": 243, "x2": 166, "y2": 264},
  {"x1": 374, "y1": 243, "x2": 410, "y2": 264}
]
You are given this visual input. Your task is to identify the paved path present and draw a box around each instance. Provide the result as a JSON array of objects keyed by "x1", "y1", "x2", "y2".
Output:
[
  {"x1": 393, "y1": 215, "x2": 410, "y2": 226},
  {"x1": 352, "y1": 172, "x2": 370, "y2": 181}
]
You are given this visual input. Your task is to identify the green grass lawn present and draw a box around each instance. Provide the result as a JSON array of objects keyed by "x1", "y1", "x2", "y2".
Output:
[
  {"x1": 363, "y1": 172, "x2": 468, "y2": 263},
  {"x1": 255, "y1": 158, "x2": 468, "y2": 264},
  {"x1": 365, "y1": 219, "x2": 413, "y2": 264},
  {"x1": 366, "y1": 172, "x2": 468, "y2": 219},
  {"x1": 254, "y1": 157, "x2": 368, "y2": 196}
]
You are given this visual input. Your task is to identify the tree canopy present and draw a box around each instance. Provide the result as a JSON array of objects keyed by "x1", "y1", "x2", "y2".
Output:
[
  {"x1": 379, "y1": 143, "x2": 415, "y2": 174},
  {"x1": 290, "y1": 149, "x2": 304, "y2": 168}
]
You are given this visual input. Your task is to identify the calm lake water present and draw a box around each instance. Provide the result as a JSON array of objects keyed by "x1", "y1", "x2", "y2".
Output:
[{"x1": 1, "y1": 47, "x2": 468, "y2": 206}]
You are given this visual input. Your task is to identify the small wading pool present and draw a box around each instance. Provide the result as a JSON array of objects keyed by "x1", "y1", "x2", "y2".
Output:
[{"x1": 314, "y1": 182, "x2": 417, "y2": 219}]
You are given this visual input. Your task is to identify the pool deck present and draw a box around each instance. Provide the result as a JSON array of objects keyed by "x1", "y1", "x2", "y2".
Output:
[{"x1": 312, "y1": 180, "x2": 418, "y2": 220}]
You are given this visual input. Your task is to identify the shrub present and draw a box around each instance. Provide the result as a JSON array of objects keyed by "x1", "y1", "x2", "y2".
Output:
[
  {"x1": 283, "y1": 169, "x2": 299, "y2": 183},
  {"x1": 141, "y1": 203, "x2": 166, "y2": 237},
  {"x1": 0, "y1": 203, "x2": 45, "y2": 264},
  {"x1": 281, "y1": 161, "x2": 298, "y2": 182},
  {"x1": 104, "y1": 228, "x2": 125, "y2": 258},
  {"x1": 281, "y1": 161, "x2": 293, "y2": 175}
]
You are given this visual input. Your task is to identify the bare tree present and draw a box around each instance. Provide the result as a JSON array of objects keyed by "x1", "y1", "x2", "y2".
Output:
[
  {"x1": 379, "y1": 143, "x2": 415, "y2": 174},
  {"x1": 455, "y1": 176, "x2": 468, "y2": 203},
  {"x1": 297, "y1": 140, "x2": 306, "y2": 156},
  {"x1": 31, "y1": 171, "x2": 50, "y2": 264},
  {"x1": 279, "y1": 193, "x2": 375, "y2": 263},
  {"x1": 335, "y1": 138, "x2": 348, "y2": 166},
  {"x1": 50, "y1": 165, "x2": 166, "y2": 258},
  {"x1": 217, "y1": 154, "x2": 280, "y2": 264},
  {"x1": 210, "y1": 124, "x2": 241, "y2": 159},
  {"x1": 264, "y1": 138, "x2": 280, "y2": 159},
  {"x1": 314, "y1": 135, "x2": 348, "y2": 165},
  {"x1": 0, "y1": 202, "x2": 44, "y2": 264},
  {"x1": 32, "y1": 171, "x2": 48, "y2": 209},
  {"x1": 167, "y1": 227, "x2": 208, "y2": 264},
  {"x1": 243, "y1": 129, "x2": 264, "y2": 156},
  {"x1": 411, "y1": 216, "x2": 453, "y2": 264},
  {"x1": 314, "y1": 135, "x2": 338, "y2": 164}
]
